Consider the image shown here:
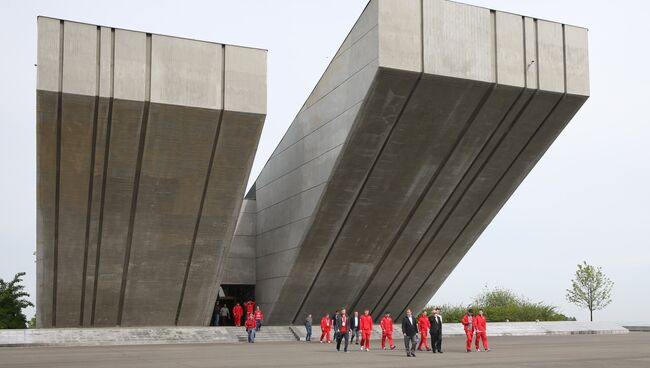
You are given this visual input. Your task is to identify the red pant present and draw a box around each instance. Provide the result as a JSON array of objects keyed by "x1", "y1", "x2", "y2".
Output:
[
  {"x1": 475, "y1": 331, "x2": 489, "y2": 350},
  {"x1": 234, "y1": 315, "x2": 242, "y2": 326},
  {"x1": 320, "y1": 329, "x2": 331, "y2": 342},
  {"x1": 465, "y1": 330, "x2": 474, "y2": 350},
  {"x1": 360, "y1": 330, "x2": 371, "y2": 349},
  {"x1": 418, "y1": 331, "x2": 430, "y2": 350},
  {"x1": 381, "y1": 331, "x2": 393, "y2": 349}
]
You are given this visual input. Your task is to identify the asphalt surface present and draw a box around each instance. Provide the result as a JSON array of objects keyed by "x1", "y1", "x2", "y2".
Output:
[{"x1": 1, "y1": 333, "x2": 649, "y2": 368}]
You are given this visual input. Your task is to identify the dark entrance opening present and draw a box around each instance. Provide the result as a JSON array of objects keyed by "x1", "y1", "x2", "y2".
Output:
[{"x1": 210, "y1": 284, "x2": 255, "y2": 326}]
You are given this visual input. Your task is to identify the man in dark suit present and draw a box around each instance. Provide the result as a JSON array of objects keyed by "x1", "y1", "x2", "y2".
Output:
[
  {"x1": 349, "y1": 311, "x2": 360, "y2": 344},
  {"x1": 401, "y1": 309, "x2": 419, "y2": 357},
  {"x1": 428, "y1": 307, "x2": 443, "y2": 353}
]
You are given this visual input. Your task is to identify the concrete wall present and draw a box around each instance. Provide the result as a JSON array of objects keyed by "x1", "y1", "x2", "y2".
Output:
[
  {"x1": 222, "y1": 199, "x2": 257, "y2": 285},
  {"x1": 36, "y1": 17, "x2": 266, "y2": 327},
  {"x1": 249, "y1": 0, "x2": 589, "y2": 324}
]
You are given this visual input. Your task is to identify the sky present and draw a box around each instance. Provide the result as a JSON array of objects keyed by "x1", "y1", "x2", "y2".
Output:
[{"x1": 1, "y1": 0, "x2": 648, "y2": 323}]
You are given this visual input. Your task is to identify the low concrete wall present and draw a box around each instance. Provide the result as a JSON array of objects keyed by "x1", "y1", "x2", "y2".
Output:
[
  {"x1": 0, "y1": 322, "x2": 627, "y2": 347},
  {"x1": 623, "y1": 325, "x2": 650, "y2": 332},
  {"x1": 291, "y1": 321, "x2": 629, "y2": 341}
]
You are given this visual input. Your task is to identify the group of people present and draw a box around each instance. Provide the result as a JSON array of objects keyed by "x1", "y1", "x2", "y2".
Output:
[
  {"x1": 216, "y1": 300, "x2": 265, "y2": 343},
  {"x1": 304, "y1": 307, "x2": 490, "y2": 357}
]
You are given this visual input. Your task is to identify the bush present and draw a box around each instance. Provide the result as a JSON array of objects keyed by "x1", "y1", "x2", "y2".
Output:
[{"x1": 422, "y1": 287, "x2": 574, "y2": 323}]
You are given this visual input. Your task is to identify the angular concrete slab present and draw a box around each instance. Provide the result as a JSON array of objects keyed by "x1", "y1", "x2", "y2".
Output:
[
  {"x1": 242, "y1": 0, "x2": 589, "y2": 325},
  {"x1": 36, "y1": 17, "x2": 266, "y2": 327}
]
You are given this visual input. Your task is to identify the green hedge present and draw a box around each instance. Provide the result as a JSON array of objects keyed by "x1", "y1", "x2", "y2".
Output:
[{"x1": 420, "y1": 288, "x2": 575, "y2": 323}]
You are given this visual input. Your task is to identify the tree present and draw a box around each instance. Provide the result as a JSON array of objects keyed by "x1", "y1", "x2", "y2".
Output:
[
  {"x1": 0, "y1": 272, "x2": 34, "y2": 329},
  {"x1": 566, "y1": 261, "x2": 614, "y2": 321}
]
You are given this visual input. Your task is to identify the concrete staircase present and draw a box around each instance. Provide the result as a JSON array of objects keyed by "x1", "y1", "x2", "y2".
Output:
[{"x1": 226, "y1": 326, "x2": 299, "y2": 342}]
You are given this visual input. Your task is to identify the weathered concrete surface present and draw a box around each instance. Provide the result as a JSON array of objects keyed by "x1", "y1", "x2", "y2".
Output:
[
  {"x1": 2, "y1": 334, "x2": 648, "y2": 368},
  {"x1": 246, "y1": 0, "x2": 589, "y2": 324},
  {"x1": 36, "y1": 17, "x2": 266, "y2": 327},
  {"x1": 221, "y1": 199, "x2": 257, "y2": 285}
]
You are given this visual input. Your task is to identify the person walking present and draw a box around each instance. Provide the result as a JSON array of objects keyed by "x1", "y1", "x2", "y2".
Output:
[
  {"x1": 359, "y1": 310, "x2": 373, "y2": 351},
  {"x1": 332, "y1": 311, "x2": 340, "y2": 342},
  {"x1": 212, "y1": 302, "x2": 220, "y2": 326},
  {"x1": 380, "y1": 313, "x2": 396, "y2": 350},
  {"x1": 429, "y1": 307, "x2": 443, "y2": 353},
  {"x1": 254, "y1": 306, "x2": 264, "y2": 331},
  {"x1": 402, "y1": 309, "x2": 419, "y2": 357},
  {"x1": 335, "y1": 308, "x2": 350, "y2": 352},
  {"x1": 245, "y1": 313, "x2": 256, "y2": 343},
  {"x1": 305, "y1": 314, "x2": 313, "y2": 342},
  {"x1": 474, "y1": 309, "x2": 490, "y2": 352},
  {"x1": 349, "y1": 311, "x2": 360, "y2": 345},
  {"x1": 417, "y1": 311, "x2": 431, "y2": 351},
  {"x1": 245, "y1": 300, "x2": 255, "y2": 316},
  {"x1": 320, "y1": 313, "x2": 332, "y2": 343},
  {"x1": 233, "y1": 303, "x2": 243, "y2": 327},
  {"x1": 461, "y1": 308, "x2": 475, "y2": 352},
  {"x1": 219, "y1": 304, "x2": 230, "y2": 326}
]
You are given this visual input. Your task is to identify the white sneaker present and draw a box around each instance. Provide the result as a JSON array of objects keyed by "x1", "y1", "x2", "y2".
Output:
[
  {"x1": 361, "y1": 346, "x2": 364, "y2": 351},
  {"x1": 320, "y1": 341, "x2": 323, "y2": 343}
]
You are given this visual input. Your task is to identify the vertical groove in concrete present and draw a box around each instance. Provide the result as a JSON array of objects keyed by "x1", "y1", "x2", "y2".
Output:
[
  {"x1": 290, "y1": 73, "x2": 424, "y2": 324},
  {"x1": 175, "y1": 44, "x2": 226, "y2": 326},
  {"x1": 116, "y1": 33, "x2": 152, "y2": 326},
  {"x1": 52, "y1": 19, "x2": 64, "y2": 328},
  {"x1": 90, "y1": 28, "x2": 115, "y2": 326},
  {"x1": 562, "y1": 24, "x2": 567, "y2": 93},
  {"x1": 79, "y1": 26, "x2": 101, "y2": 326},
  {"x1": 396, "y1": 93, "x2": 565, "y2": 318},
  {"x1": 491, "y1": 10, "x2": 498, "y2": 83},
  {"x1": 522, "y1": 16, "x2": 527, "y2": 89}
]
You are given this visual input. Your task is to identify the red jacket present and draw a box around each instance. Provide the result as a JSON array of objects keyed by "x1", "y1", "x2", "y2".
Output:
[
  {"x1": 418, "y1": 315, "x2": 430, "y2": 332},
  {"x1": 462, "y1": 314, "x2": 475, "y2": 332},
  {"x1": 360, "y1": 315, "x2": 373, "y2": 332},
  {"x1": 244, "y1": 317, "x2": 256, "y2": 329},
  {"x1": 321, "y1": 316, "x2": 331, "y2": 330},
  {"x1": 245, "y1": 302, "x2": 255, "y2": 315},
  {"x1": 474, "y1": 314, "x2": 487, "y2": 332},
  {"x1": 380, "y1": 316, "x2": 393, "y2": 333},
  {"x1": 233, "y1": 305, "x2": 243, "y2": 317},
  {"x1": 254, "y1": 310, "x2": 264, "y2": 321}
]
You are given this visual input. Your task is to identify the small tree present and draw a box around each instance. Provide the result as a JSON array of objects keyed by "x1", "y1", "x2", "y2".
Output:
[
  {"x1": 566, "y1": 261, "x2": 614, "y2": 321},
  {"x1": 0, "y1": 272, "x2": 34, "y2": 329}
]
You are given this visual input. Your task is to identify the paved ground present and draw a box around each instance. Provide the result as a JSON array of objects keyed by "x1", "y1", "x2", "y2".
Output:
[{"x1": 1, "y1": 333, "x2": 649, "y2": 368}]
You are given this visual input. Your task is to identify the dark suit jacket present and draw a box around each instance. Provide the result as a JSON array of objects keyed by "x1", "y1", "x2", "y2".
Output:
[
  {"x1": 429, "y1": 315, "x2": 442, "y2": 334},
  {"x1": 401, "y1": 315, "x2": 419, "y2": 337},
  {"x1": 349, "y1": 315, "x2": 360, "y2": 330}
]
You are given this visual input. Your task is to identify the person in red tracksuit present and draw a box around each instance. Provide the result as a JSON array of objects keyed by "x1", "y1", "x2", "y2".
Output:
[
  {"x1": 418, "y1": 311, "x2": 431, "y2": 351},
  {"x1": 461, "y1": 309, "x2": 475, "y2": 352},
  {"x1": 245, "y1": 300, "x2": 255, "y2": 317},
  {"x1": 474, "y1": 309, "x2": 490, "y2": 352},
  {"x1": 320, "y1": 313, "x2": 332, "y2": 343},
  {"x1": 233, "y1": 303, "x2": 243, "y2": 327},
  {"x1": 359, "y1": 310, "x2": 373, "y2": 351},
  {"x1": 380, "y1": 313, "x2": 396, "y2": 350},
  {"x1": 254, "y1": 306, "x2": 264, "y2": 331}
]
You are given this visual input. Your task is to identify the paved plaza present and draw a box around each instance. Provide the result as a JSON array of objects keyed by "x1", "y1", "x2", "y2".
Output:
[{"x1": 1, "y1": 333, "x2": 648, "y2": 368}]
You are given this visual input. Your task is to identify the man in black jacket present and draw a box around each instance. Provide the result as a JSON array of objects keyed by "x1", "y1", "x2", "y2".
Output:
[
  {"x1": 401, "y1": 309, "x2": 419, "y2": 357},
  {"x1": 428, "y1": 307, "x2": 443, "y2": 353}
]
